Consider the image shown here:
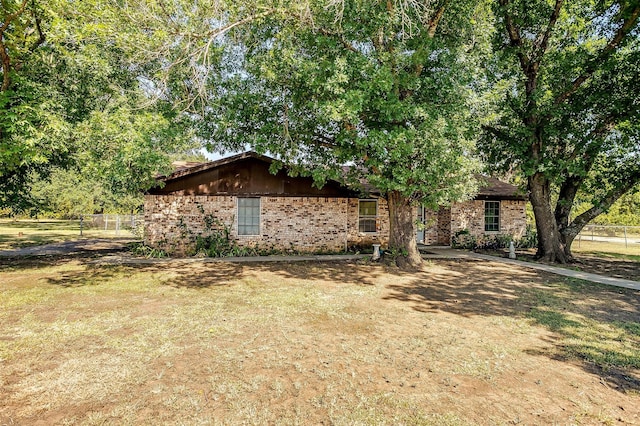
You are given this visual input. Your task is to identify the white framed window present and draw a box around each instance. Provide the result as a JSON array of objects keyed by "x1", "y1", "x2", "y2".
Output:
[
  {"x1": 237, "y1": 197, "x2": 260, "y2": 236},
  {"x1": 484, "y1": 200, "x2": 500, "y2": 232},
  {"x1": 358, "y1": 199, "x2": 378, "y2": 233}
]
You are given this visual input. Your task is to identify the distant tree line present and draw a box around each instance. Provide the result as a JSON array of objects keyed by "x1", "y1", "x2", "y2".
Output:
[{"x1": 1, "y1": 0, "x2": 638, "y2": 264}]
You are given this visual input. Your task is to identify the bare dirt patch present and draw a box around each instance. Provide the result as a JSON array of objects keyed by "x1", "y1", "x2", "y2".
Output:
[{"x1": 1, "y1": 258, "x2": 639, "y2": 424}]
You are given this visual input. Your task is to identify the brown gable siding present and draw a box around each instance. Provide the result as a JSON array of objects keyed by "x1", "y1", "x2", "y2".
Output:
[{"x1": 149, "y1": 155, "x2": 356, "y2": 198}]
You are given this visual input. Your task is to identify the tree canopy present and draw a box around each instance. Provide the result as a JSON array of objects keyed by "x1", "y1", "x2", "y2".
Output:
[
  {"x1": 2, "y1": 0, "x2": 639, "y2": 261},
  {"x1": 0, "y1": 0, "x2": 194, "y2": 215},
  {"x1": 481, "y1": 0, "x2": 640, "y2": 262},
  {"x1": 159, "y1": 0, "x2": 485, "y2": 266}
]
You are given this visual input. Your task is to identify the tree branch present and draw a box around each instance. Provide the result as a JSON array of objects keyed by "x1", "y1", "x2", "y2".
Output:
[
  {"x1": 413, "y1": 0, "x2": 450, "y2": 76},
  {"x1": 427, "y1": 0, "x2": 450, "y2": 38},
  {"x1": 310, "y1": 133, "x2": 339, "y2": 149},
  {"x1": 206, "y1": 8, "x2": 276, "y2": 39},
  {"x1": 317, "y1": 28, "x2": 359, "y2": 53},
  {"x1": 554, "y1": 4, "x2": 640, "y2": 106},
  {"x1": 567, "y1": 167, "x2": 640, "y2": 234},
  {"x1": 563, "y1": 117, "x2": 614, "y2": 164},
  {"x1": 554, "y1": 174, "x2": 582, "y2": 232},
  {"x1": 29, "y1": 0, "x2": 46, "y2": 52},
  {"x1": 0, "y1": 0, "x2": 27, "y2": 34},
  {"x1": 532, "y1": 0, "x2": 563, "y2": 66},
  {"x1": 499, "y1": 0, "x2": 530, "y2": 73},
  {"x1": 0, "y1": 0, "x2": 28, "y2": 91}
]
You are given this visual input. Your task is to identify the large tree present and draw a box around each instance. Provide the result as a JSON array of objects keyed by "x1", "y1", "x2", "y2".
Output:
[
  {"x1": 0, "y1": 0, "x2": 192, "y2": 214},
  {"x1": 481, "y1": 0, "x2": 640, "y2": 262},
  {"x1": 158, "y1": 0, "x2": 483, "y2": 267}
]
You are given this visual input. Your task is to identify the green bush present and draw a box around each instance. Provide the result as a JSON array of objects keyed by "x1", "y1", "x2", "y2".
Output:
[
  {"x1": 516, "y1": 225, "x2": 537, "y2": 248},
  {"x1": 128, "y1": 242, "x2": 168, "y2": 258},
  {"x1": 452, "y1": 227, "x2": 537, "y2": 251},
  {"x1": 452, "y1": 229, "x2": 476, "y2": 249}
]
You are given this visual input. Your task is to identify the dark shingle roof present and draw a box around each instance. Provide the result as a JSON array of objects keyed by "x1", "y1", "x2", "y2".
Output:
[{"x1": 475, "y1": 176, "x2": 527, "y2": 200}]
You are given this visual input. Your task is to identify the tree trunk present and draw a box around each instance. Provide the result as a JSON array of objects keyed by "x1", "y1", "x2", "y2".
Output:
[
  {"x1": 554, "y1": 176, "x2": 583, "y2": 261},
  {"x1": 386, "y1": 190, "x2": 422, "y2": 269},
  {"x1": 559, "y1": 168, "x2": 640, "y2": 259},
  {"x1": 528, "y1": 172, "x2": 567, "y2": 263},
  {"x1": 561, "y1": 229, "x2": 579, "y2": 259}
]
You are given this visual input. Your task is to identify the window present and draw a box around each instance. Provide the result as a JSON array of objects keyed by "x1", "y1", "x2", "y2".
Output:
[
  {"x1": 359, "y1": 200, "x2": 378, "y2": 233},
  {"x1": 238, "y1": 198, "x2": 260, "y2": 236},
  {"x1": 484, "y1": 201, "x2": 500, "y2": 232}
]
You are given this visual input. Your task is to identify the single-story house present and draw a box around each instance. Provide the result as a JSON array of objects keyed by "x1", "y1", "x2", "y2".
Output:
[{"x1": 144, "y1": 151, "x2": 527, "y2": 254}]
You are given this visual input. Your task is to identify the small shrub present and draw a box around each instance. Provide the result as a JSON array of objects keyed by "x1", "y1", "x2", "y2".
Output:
[
  {"x1": 128, "y1": 242, "x2": 168, "y2": 258},
  {"x1": 516, "y1": 225, "x2": 537, "y2": 248},
  {"x1": 452, "y1": 229, "x2": 476, "y2": 249},
  {"x1": 475, "y1": 234, "x2": 513, "y2": 250},
  {"x1": 126, "y1": 221, "x2": 145, "y2": 240},
  {"x1": 193, "y1": 227, "x2": 258, "y2": 258}
]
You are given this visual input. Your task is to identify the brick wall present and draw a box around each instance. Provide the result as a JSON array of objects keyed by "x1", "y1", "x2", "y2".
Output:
[
  {"x1": 145, "y1": 195, "x2": 354, "y2": 254},
  {"x1": 450, "y1": 199, "x2": 527, "y2": 241},
  {"x1": 144, "y1": 194, "x2": 527, "y2": 254}
]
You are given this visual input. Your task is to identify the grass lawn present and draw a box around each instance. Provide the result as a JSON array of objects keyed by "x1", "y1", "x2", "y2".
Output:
[
  {"x1": 571, "y1": 239, "x2": 640, "y2": 261},
  {"x1": 0, "y1": 219, "x2": 137, "y2": 250},
  {"x1": 1, "y1": 257, "x2": 639, "y2": 425}
]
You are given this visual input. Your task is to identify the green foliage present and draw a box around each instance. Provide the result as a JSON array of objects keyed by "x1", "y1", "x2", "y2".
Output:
[
  {"x1": 175, "y1": 206, "x2": 258, "y2": 257},
  {"x1": 28, "y1": 168, "x2": 140, "y2": 218},
  {"x1": 192, "y1": 1, "x2": 483, "y2": 209},
  {"x1": 451, "y1": 227, "x2": 537, "y2": 250},
  {"x1": 517, "y1": 225, "x2": 538, "y2": 249},
  {"x1": 0, "y1": 0, "x2": 195, "y2": 214},
  {"x1": 480, "y1": 0, "x2": 640, "y2": 258},
  {"x1": 128, "y1": 242, "x2": 169, "y2": 258},
  {"x1": 451, "y1": 229, "x2": 476, "y2": 250},
  {"x1": 194, "y1": 233, "x2": 258, "y2": 258}
]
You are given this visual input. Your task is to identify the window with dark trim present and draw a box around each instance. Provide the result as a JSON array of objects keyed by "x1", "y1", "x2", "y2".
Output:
[
  {"x1": 358, "y1": 199, "x2": 378, "y2": 233},
  {"x1": 238, "y1": 197, "x2": 260, "y2": 236},
  {"x1": 484, "y1": 201, "x2": 500, "y2": 232}
]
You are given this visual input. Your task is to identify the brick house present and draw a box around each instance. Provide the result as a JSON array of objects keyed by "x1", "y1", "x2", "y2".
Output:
[{"x1": 144, "y1": 152, "x2": 527, "y2": 254}]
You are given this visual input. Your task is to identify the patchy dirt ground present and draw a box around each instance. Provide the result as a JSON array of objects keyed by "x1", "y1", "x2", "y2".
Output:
[{"x1": 1, "y1": 257, "x2": 639, "y2": 425}]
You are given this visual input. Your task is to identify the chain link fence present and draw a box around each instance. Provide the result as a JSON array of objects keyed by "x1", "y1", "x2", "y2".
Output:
[
  {"x1": 576, "y1": 224, "x2": 640, "y2": 249},
  {"x1": 80, "y1": 214, "x2": 144, "y2": 237}
]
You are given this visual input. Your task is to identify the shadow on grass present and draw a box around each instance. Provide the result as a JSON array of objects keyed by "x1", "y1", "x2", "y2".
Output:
[
  {"x1": 159, "y1": 262, "x2": 246, "y2": 288},
  {"x1": 45, "y1": 265, "x2": 123, "y2": 288},
  {"x1": 383, "y1": 259, "x2": 640, "y2": 393},
  {"x1": 0, "y1": 232, "x2": 80, "y2": 249},
  {"x1": 4, "y1": 250, "x2": 639, "y2": 393},
  {"x1": 156, "y1": 259, "x2": 383, "y2": 289}
]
